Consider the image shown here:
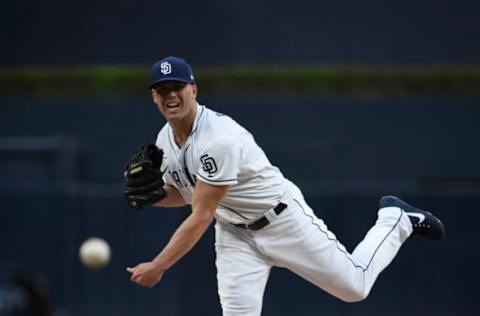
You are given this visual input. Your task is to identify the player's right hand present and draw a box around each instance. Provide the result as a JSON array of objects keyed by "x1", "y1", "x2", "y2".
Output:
[{"x1": 126, "y1": 261, "x2": 165, "y2": 288}]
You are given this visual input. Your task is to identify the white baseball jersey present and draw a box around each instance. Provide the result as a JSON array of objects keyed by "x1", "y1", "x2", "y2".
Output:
[{"x1": 156, "y1": 103, "x2": 288, "y2": 224}]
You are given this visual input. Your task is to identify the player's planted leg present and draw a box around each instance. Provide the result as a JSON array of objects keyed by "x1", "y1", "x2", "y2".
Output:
[
  {"x1": 215, "y1": 222, "x2": 272, "y2": 316},
  {"x1": 379, "y1": 196, "x2": 445, "y2": 240}
]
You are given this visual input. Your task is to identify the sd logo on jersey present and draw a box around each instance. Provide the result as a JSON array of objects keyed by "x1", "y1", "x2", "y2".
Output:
[{"x1": 201, "y1": 154, "x2": 217, "y2": 177}]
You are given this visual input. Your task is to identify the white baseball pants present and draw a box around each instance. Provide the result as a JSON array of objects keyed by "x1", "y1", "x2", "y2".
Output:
[{"x1": 214, "y1": 182, "x2": 413, "y2": 316}]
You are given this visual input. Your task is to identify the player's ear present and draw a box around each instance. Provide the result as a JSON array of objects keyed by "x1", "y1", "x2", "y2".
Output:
[{"x1": 150, "y1": 89, "x2": 158, "y2": 103}]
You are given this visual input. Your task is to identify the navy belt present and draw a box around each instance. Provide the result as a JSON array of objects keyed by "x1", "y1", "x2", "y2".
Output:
[{"x1": 234, "y1": 203, "x2": 287, "y2": 231}]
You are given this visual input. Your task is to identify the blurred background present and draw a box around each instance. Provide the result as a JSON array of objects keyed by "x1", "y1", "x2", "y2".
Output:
[{"x1": 1, "y1": 0, "x2": 479, "y2": 315}]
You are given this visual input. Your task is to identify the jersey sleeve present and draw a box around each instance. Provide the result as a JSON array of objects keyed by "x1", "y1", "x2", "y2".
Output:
[
  {"x1": 155, "y1": 127, "x2": 176, "y2": 187},
  {"x1": 196, "y1": 136, "x2": 241, "y2": 186}
]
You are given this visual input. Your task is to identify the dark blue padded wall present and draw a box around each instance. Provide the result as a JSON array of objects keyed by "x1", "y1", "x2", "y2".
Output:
[
  {"x1": 1, "y1": 96, "x2": 479, "y2": 315},
  {"x1": 3, "y1": 97, "x2": 479, "y2": 189}
]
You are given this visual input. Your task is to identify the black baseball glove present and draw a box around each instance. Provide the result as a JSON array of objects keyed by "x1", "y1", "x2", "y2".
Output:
[{"x1": 124, "y1": 144, "x2": 167, "y2": 209}]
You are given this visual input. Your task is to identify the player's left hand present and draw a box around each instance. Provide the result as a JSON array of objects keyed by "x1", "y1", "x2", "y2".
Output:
[
  {"x1": 124, "y1": 144, "x2": 167, "y2": 209},
  {"x1": 126, "y1": 261, "x2": 165, "y2": 288}
]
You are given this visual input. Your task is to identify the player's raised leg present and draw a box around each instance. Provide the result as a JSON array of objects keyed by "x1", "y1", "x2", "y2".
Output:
[
  {"x1": 262, "y1": 190, "x2": 443, "y2": 303},
  {"x1": 267, "y1": 197, "x2": 412, "y2": 302},
  {"x1": 269, "y1": 196, "x2": 443, "y2": 302},
  {"x1": 215, "y1": 222, "x2": 272, "y2": 316}
]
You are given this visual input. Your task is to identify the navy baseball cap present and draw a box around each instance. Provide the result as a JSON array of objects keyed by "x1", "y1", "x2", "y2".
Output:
[{"x1": 149, "y1": 56, "x2": 195, "y2": 89}]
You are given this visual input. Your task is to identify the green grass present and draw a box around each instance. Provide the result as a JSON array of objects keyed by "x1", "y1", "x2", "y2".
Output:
[{"x1": 1, "y1": 65, "x2": 479, "y2": 98}]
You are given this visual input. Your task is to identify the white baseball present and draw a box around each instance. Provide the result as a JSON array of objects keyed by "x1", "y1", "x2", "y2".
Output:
[{"x1": 79, "y1": 237, "x2": 111, "y2": 269}]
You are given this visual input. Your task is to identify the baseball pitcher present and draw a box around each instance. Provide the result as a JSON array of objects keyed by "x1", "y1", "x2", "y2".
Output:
[{"x1": 125, "y1": 56, "x2": 445, "y2": 315}]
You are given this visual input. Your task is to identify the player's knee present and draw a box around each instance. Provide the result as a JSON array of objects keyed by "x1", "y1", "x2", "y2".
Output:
[{"x1": 338, "y1": 287, "x2": 370, "y2": 303}]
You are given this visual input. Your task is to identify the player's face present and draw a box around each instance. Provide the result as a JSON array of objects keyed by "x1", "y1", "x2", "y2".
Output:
[{"x1": 151, "y1": 81, "x2": 197, "y2": 122}]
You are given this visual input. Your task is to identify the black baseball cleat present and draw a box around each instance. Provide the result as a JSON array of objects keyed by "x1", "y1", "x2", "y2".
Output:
[{"x1": 379, "y1": 195, "x2": 445, "y2": 240}]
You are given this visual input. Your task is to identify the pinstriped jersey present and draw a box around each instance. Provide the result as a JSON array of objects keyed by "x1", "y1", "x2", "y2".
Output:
[{"x1": 156, "y1": 104, "x2": 288, "y2": 224}]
